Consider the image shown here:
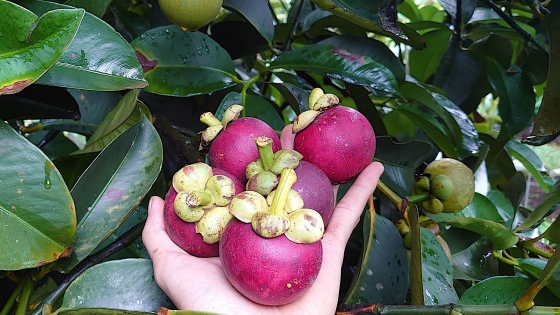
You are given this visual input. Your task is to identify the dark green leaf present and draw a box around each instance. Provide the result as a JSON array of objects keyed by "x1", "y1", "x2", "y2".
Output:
[
  {"x1": 223, "y1": 0, "x2": 274, "y2": 44},
  {"x1": 439, "y1": 0, "x2": 476, "y2": 23},
  {"x1": 269, "y1": 44, "x2": 399, "y2": 95},
  {"x1": 0, "y1": 84, "x2": 79, "y2": 120},
  {"x1": 210, "y1": 20, "x2": 268, "y2": 60},
  {"x1": 0, "y1": 3, "x2": 84, "y2": 95},
  {"x1": 61, "y1": 0, "x2": 111, "y2": 17},
  {"x1": 344, "y1": 210, "x2": 409, "y2": 305},
  {"x1": 487, "y1": 60, "x2": 535, "y2": 140},
  {"x1": 506, "y1": 141, "x2": 550, "y2": 193},
  {"x1": 310, "y1": 0, "x2": 405, "y2": 40},
  {"x1": 518, "y1": 257, "x2": 560, "y2": 298},
  {"x1": 19, "y1": 0, "x2": 147, "y2": 91},
  {"x1": 468, "y1": 34, "x2": 513, "y2": 69},
  {"x1": 53, "y1": 152, "x2": 98, "y2": 190},
  {"x1": 0, "y1": 120, "x2": 75, "y2": 270},
  {"x1": 269, "y1": 82, "x2": 309, "y2": 115},
  {"x1": 215, "y1": 92, "x2": 284, "y2": 130},
  {"x1": 542, "y1": 217, "x2": 560, "y2": 244},
  {"x1": 460, "y1": 276, "x2": 557, "y2": 305},
  {"x1": 452, "y1": 238, "x2": 498, "y2": 281},
  {"x1": 443, "y1": 217, "x2": 519, "y2": 250},
  {"x1": 486, "y1": 190, "x2": 516, "y2": 229},
  {"x1": 382, "y1": 110, "x2": 415, "y2": 140},
  {"x1": 420, "y1": 228, "x2": 459, "y2": 305},
  {"x1": 131, "y1": 26, "x2": 237, "y2": 97},
  {"x1": 428, "y1": 193, "x2": 504, "y2": 223},
  {"x1": 58, "y1": 259, "x2": 173, "y2": 312},
  {"x1": 514, "y1": 177, "x2": 560, "y2": 232},
  {"x1": 409, "y1": 27, "x2": 453, "y2": 82},
  {"x1": 41, "y1": 89, "x2": 121, "y2": 135},
  {"x1": 58, "y1": 117, "x2": 163, "y2": 271}
]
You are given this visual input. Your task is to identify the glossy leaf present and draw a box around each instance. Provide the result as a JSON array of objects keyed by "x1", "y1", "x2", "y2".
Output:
[
  {"x1": 131, "y1": 25, "x2": 237, "y2": 97},
  {"x1": 0, "y1": 2, "x2": 84, "y2": 95},
  {"x1": 439, "y1": 0, "x2": 476, "y2": 24},
  {"x1": 518, "y1": 258, "x2": 560, "y2": 298},
  {"x1": 514, "y1": 179, "x2": 560, "y2": 232},
  {"x1": 19, "y1": 0, "x2": 147, "y2": 91},
  {"x1": 539, "y1": 242, "x2": 560, "y2": 289},
  {"x1": 0, "y1": 84, "x2": 80, "y2": 120},
  {"x1": 269, "y1": 82, "x2": 310, "y2": 115},
  {"x1": 58, "y1": 117, "x2": 163, "y2": 271},
  {"x1": 58, "y1": 259, "x2": 173, "y2": 312},
  {"x1": 452, "y1": 237, "x2": 498, "y2": 281},
  {"x1": 215, "y1": 92, "x2": 284, "y2": 131},
  {"x1": 409, "y1": 27, "x2": 453, "y2": 82},
  {"x1": 460, "y1": 276, "x2": 556, "y2": 305},
  {"x1": 428, "y1": 193, "x2": 504, "y2": 224},
  {"x1": 506, "y1": 140, "x2": 550, "y2": 193},
  {"x1": 485, "y1": 190, "x2": 516, "y2": 229},
  {"x1": 310, "y1": 0, "x2": 404, "y2": 40},
  {"x1": 396, "y1": 104, "x2": 458, "y2": 158},
  {"x1": 210, "y1": 20, "x2": 268, "y2": 60},
  {"x1": 443, "y1": 217, "x2": 519, "y2": 250},
  {"x1": 487, "y1": 60, "x2": 535, "y2": 142},
  {"x1": 0, "y1": 120, "x2": 75, "y2": 270},
  {"x1": 420, "y1": 227, "x2": 459, "y2": 305},
  {"x1": 526, "y1": 12, "x2": 560, "y2": 143},
  {"x1": 496, "y1": 171, "x2": 526, "y2": 225},
  {"x1": 61, "y1": 0, "x2": 112, "y2": 17},
  {"x1": 344, "y1": 209, "x2": 409, "y2": 305},
  {"x1": 223, "y1": 0, "x2": 274, "y2": 44},
  {"x1": 41, "y1": 89, "x2": 121, "y2": 135},
  {"x1": 269, "y1": 44, "x2": 399, "y2": 95}
]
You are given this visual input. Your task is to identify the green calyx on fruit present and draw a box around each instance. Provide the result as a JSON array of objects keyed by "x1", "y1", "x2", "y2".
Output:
[
  {"x1": 238, "y1": 168, "x2": 324, "y2": 243},
  {"x1": 430, "y1": 174, "x2": 453, "y2": 201},
  {"x1": 424, "y1": 158, "x2": 475, "y2": 213},
  {"x1": 158, "y1": 0, "x2": 223, "y2": 31},
  {"x1": 199, "y1": 105, "x2": 243, "y2": 150},
  {"x1": 172, "y1": 163, "x2": 236, "y2": 243},
  {"x1": 245, "y1": 136, "x2": 302, "y2": 195},
  {"x1": 394, "y1": 218, "x2": 410, "y2": 236},
  {"x1": 421, "y1": 197, "x2": 444, "y2": 214},
  {"x1": 292, "y1": 88, "x2": 340, "y2": 133}
]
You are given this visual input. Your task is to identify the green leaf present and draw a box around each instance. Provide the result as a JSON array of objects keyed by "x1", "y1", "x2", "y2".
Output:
[
  {"x1": 0, "y1": 84, "x2": 80, "y2": 120},
  {"x1": 223, "y1": 0, "x2": 274, "y2": 43},
  {"x1": 0, "y1": 120, "x2": 75, "y2": 270},
  {"x1": 443, "y1": 217, "x2": 519, "y2": 250},
  {"x1": 452, "y1": 238, "x2": 498, "y2": 281},
  {"x1": 542, "y1": 217, "x2": 560, "y2": 244},
  {"x1": 58, "y1": 259, "x2": 173, "y2": 312},
  {"x1": 518, "y1": 257, "x2": 560, "y2": 298},
  {"x1": 514, "y1": 179, "x2": 560, "y2": 232},
  {"x1": 396, "y1": 104, "x2": 458, "y2": 158},
  {"x1": 310, "y1": 0, "x2": 405, "y2": 40},
  {"x1": 486, "y1": 190, "x2": 516, "y2": 229},
  {"x1": 269, "y1": 82, "x2": 310, "y2": 115},
  {"x1": 506, "y1": 140, "x2": 551, "y2": 193},
  {"x1": 58, "y1": 117, "x2": 163, "y2": 271},
  {"x1": 61, "y1": 0, "x2": 112, "y2": 17},
  {"x1": 409, "y1": 27, "x2": 453, "y2": 82},
  {"x1": 420, "y1": 228, "x2": 459, "y2": 305},
  {"x1": 0, "y1": 3, "x2": 84, "y2": 95},
  {"x1": 460, "y1": 276, "x2": 556, "y2": 305},
  {"x1": 344, "y1": 210, "x2": 409, "y2": 305},
  {"x1": 428, "y1": 193, "x2": 504, "y2": 224},
  {"x1": 41, "y1": 89, "x2": 121, "y2": 135},
  {"x1": 269, "y1": 43, "x2": 399, "y2": 95},
  {"x1": 19, "y1": 0, "x2": 146, "y2": 91},
  {"x1": 131, "y1": 25, "x2": 237, "y2": 97},
  {"x1": 79, "y1": 90, "x2": 148, "y2": 154},
  {"x1": 215, "y1": 92, "x2": 285, "y2": 130},
  {"x1": 487, "y1": 60, "x2": 535, "y2": 141}
]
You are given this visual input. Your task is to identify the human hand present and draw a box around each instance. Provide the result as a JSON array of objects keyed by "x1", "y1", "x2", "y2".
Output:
[{"x1": 142, "y1": 125, "x2": 384, "y2": 315}]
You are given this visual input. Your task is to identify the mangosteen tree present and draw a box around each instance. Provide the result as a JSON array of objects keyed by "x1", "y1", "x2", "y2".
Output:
[{"x1": 1, "y1": 0, "x2": 560, "y2": 314}]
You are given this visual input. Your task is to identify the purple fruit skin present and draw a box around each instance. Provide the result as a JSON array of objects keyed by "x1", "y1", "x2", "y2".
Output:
[
  {"x1": 293, "y1": 161, "x2": 335, "y2": 226},
  {"x1": 294, "y1": 106, "x2": 375, "y2": 185},
  {"x1": 208, "y1": 117, "x2": 281, "y2": 183},
  {"x1": 219, "y1": 219, "x2": 322, "y2": 306},
  {"x1": 163, "y1": 168, "x2": 244, "y2": 258}
]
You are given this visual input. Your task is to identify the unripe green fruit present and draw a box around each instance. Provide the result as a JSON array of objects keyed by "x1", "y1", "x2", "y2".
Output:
[
  {"x1": 413, "y1": 176, "x2": 430, "y2": 194},
  {"x1": 430, "y1": 174, "x2": 453, "y2": 201},
  {"x1": 424, "y1": 158, "x2": 475, "y2": 213},
  {"x1": 158, "y1": 0, "x2": 223, "y2": 31},
  {"x1": 422, "y1": 197, "x2": 444, "y2": 214}
]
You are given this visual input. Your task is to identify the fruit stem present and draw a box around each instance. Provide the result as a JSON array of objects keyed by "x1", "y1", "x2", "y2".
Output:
[
  {"x1": 186, "y1": 191, "x2": 213, "y2": 207},
  {"x1": 376, "y1": 180, "x2": 403, "y2": 207},
  {"x1": 256, "y1": 136, "x2": 275, "y2": 171},
  {"x1": 269, "y1": 168, "x2": 297, "y2": 216},
  {"x1": 200, "y1": 112, "x2": 222, "y2": 127},
  {"x1": 241, "y1": 73, "x2": 262, "y2": 116},
  {"x1": 406, "y1": 192, "x2": 431, "y2": 205}
]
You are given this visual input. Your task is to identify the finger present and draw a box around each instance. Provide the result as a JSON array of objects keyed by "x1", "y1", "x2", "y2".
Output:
[
  {"x1": 326, "y1": 162, "x2": 384, "y2": 244},
  {"x1": 142, "y1": 196, "x2": 183, "y2": 260},
  {"x1": 280, "y1": 124, "x2": 295, "y2": 149}
]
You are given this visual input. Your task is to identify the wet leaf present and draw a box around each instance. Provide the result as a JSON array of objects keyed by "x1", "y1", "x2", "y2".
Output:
[
  {"x1": 223, "y1": 0, "x2": 274, "y2": 44},
  {"x1": 514, "y1": 179, "x2": 560, "y2": 232},
  {"x1": 443, "y1": 217, "x2": 519, "y2": 250},
  {"x1": 460, "y1": 276, "x2": 559, "y2": 305},
  {"x1": 0, "y1": 2, "x2": 84, "y2": 95},
  {"x1": 58, "y1": 117, "x2": 163, "y2": 271},
  {"x1": 269, "y1": 44, "x2": 399, "y2": 96},
  {"x1": 428, "y1": 193, "x2": 504, "y2": 224},
  {"x1": 518, "y1": 258, "x2": 560, "y2": 298},
  {"x1": 58, "y1": 259, "x2": 173, "y2": 312},
  {"x1": 60, "y1": 0, "x2": 112, "y2": 17},
  {"x1": 420, "y1": 227, "x2": 459, "y2": 305},
  {"x1": 0, "y1": 120, "x2": 75, "y2": 270},
  {"x1": 344, "y1": 209, "x2": 409, "y2": 305},
  {"x1": 451, "y1": 237, "x2": 498, "y2": 281},
  {"x1": 19, "y1": 0, "x2": 146, "y2": 91},
  {"x1": 269, "y1": 82, "x2": 310, "y2": 115},
  {"x1": 131, "y1": 25, "x2": 237, "y2": 97}
]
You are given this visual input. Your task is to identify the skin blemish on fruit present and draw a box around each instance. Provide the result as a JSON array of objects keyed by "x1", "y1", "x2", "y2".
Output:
[
  {"x1": 332, "y1": 47, "x2": 366, "y2": 65},
  {"x1": 0, "y1": 79, "x2": 33, "y2": 95},
  {"x1": 135, "y1": 51, "x2": 158, "y2": 73}
]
